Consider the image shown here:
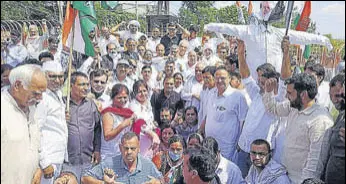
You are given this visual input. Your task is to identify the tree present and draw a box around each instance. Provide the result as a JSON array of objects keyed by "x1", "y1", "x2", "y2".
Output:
[{"x1": 182, "y1": 1, "x2": 215, "y2": 13}]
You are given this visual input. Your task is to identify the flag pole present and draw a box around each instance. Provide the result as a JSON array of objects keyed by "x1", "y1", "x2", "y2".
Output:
[
  {"x1": 285, "y1": 1, "x2": 295, "y2": 36},
  {"x1": 66, "y1": 8, "x2": 76, "y2": 114}
]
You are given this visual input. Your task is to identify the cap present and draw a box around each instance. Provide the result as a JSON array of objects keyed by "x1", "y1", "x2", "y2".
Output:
[
  {"x1": 42, "y1": 60, "x2": 63, "y2": 72},
  {"x1": 117, "y1": 59, "x2": 130, "y2": 66}
]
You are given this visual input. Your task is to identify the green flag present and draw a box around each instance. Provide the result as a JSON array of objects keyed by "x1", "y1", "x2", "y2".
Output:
[
  {"x1": 293, "y1": 14, "x2": 300, "y2": 29},
  {"x1": 101, "y1": 1, "x2": 119, "y2": 10},
  {"x1": 72, "y1": 1, "x2": 97, "y2": 56},
  {"x1": 303, "y1": 45, "x2": 311, "y2": 59}
]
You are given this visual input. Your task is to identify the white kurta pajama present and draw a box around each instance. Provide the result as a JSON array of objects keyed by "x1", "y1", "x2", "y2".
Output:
[{"x1": 1, "y1": 90, "x2": 41, "y2": 184}]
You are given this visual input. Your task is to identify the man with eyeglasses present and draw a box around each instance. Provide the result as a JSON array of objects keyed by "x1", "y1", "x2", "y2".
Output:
[
  {"x1": 160, "y1": 22, "x2": 190, "y2": 56},
  {"x1": 89, "y1": 69, "x2": 111, "y2": 112},
  {"x1": 204, "y1": 67, "x2": 249, "y2": 162},
  {"x1": 35, "y1": 60, "x2": 68, "y2": 183},
  {"x1": 2, "y1": 64, "x2": 47, "y2": 184},
  {"x1": 62, "y1": 71, "x2": 101, "y2": 182},
  {"x1": 246, "y1": 139, "x2": 290, "y2": 184},
  {"x1": 82, "y1": 131, "x2": 163, "y2": 184}
]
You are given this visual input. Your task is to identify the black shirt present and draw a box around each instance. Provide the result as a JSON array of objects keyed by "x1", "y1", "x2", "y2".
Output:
[
  {"x1": 101, "y1": 54, "x2": 115, "y2": 71},
  {"x1": 160, "y1": 33, "x2": 182, "y2": 56},
  {"x1": 121, "y1": 50, "x2": 140, "y2": 61},
  {"x1": 150, "y1": 90, "x2": 184, "y2": 123}
]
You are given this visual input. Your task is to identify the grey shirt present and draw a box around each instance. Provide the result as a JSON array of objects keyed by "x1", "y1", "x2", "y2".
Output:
[
  {"x1": 65, "y1": 97, "x2": 101, "y2": 165},
  {"x1": 83, "y1": 154, "x2": 163, "y2": 184}
]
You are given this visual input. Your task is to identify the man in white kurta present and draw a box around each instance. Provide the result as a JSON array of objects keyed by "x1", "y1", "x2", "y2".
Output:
[
  {"x1": 1, "y1": 64, "x2": 47, "y2": 184},
  {"x1": 36, "y1": 61, "x2": 68, "y2": 183},
  {"x1": 205, "y1": 68, "x2": 248, "y2": 161}
]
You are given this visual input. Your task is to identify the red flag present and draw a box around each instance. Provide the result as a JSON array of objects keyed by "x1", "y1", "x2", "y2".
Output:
[{"x1": 295, "y1": 1, "x2": 311, "y2": 31}]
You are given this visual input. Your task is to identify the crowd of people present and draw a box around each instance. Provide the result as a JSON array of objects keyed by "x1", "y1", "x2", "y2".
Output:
[{"x1": 1, "y1": 1, "x2": 345, "y2": 184}]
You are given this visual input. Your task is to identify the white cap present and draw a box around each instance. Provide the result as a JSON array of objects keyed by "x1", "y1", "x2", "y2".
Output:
[
  {"x1": 42, "y1": 60, "x2": 63, "y2": 72},
  {"x1": 128, "y1": 20, "x2": 140, "y2": 28},
  {"x1": 117, "y1": 59, "x2": 129, "y2": 66}
]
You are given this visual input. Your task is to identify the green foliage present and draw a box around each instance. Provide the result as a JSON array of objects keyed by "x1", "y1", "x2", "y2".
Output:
[
  {"x1": 94, "y1": 1, "x2": 146, "y2": 33},
  {"x1": 182, "y1": 1, "x2": 215, "y2": 13},
  {"x1": 1, "y1": 1, "x2": 57, "y2": 20},
  {"x1": 179, "y1": 4, "x2": 248, "y2": 36}
]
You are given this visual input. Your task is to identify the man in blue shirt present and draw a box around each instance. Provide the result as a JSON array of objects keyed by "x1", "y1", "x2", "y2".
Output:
[{"x1": 82, "y1": 132, "x2": 163, "y2": 184}]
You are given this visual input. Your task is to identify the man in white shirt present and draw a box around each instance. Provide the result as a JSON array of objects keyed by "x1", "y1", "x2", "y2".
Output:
[
  {"x1": 204, "y1": 1, "x2": 333, "y2": 81},
  {"x1": 304, "y1": 63, "x2": 333, "y2": 112},
  {"x1": 236, "y1": 39, "x2": 286, "y2": 177},
  {"x1": 262, "y1": 36, "x2": 334, "y2": 184},
  {"x1": 204, "y1": 67, "x2": 249, "y2": 161},
  {"x1": 113, "y1": 20, "x2": 144, "y2": 42},
  {"x1": 147, "y1": 26, "x2": 161, "y2": 52},
  {"x1": 26, "y1": 21, "x2": 49, "y2": 59},
  {"x1": 4, "y1": 30, "x2": 28, "y2": 67},
  {"x1": 181, "y1": 62, "x2": 205, "y2": 110},
  {"x1": 98, "y1": 26, "x2": 120, "y2": 56},
  {"x1": 187, "y1": 25, "x2": 202, "y2": 52},
  {"x1": 1, "y1": 64, "x2": 47, "y2": 184},
  {"x1": 36, "y1": 60, "x2": 68, "y2": 183},
  {"x1": 105, "y1": 59, "x2": 134, "y2": 95}
]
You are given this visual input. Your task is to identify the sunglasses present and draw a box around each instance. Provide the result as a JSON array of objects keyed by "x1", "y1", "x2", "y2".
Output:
[{"x1": 48, "y1": 75, "x2": 64, "y2": 79}]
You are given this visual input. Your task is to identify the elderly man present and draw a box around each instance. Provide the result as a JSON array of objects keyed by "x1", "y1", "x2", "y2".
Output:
[
  {"x1": 204, "y1": 67, "x2": 249, "y2": 161},
  {"x1": 246, "y1": 139, "x2": 290, "y2": 184},
  {"x1": 63, "y1": 71, "x2": 101, "y2": 182},
  {"x1": 121, "y1": 38, "x2": 140, "y2": 61},
  {"x1": 105, "y1": 59, "x2": 134, "y2": 95},
  {"x1": 112, "y1": 20, "x2": 145, "y2": 42},
  {"x1": 36, "y1": 60, "x2": 68, "y2": 183},
  {"x1": 26, "y1": 20, "x2": 49, "y2": 59},
  {"x1": 101, "y1": 42, "x2": 121, "y2": 71},
  {"x1": 3, "y1": 30, "x2": 28, "y2": 67},
  {"x1": 204, "y1": 1, "x2": 333, "y2": 81},
  {"x1": 99, "y1": 26, "x2": 120, "y2": 56},
  {"x1": 181, "y1": 62, "x2": 205, "y2": 110},
  {"x1": 82, "y1": 132, "x2": 163, "y2": 184},
  {"x1": 1, "y1": 64, "x2": 47, "y2": 183},
  {"x1": 148, "y1": 26, "x2": 161, "y2": 52}
]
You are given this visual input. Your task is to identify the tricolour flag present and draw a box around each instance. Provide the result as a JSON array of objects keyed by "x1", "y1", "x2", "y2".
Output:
[
  {"x1": 295, "y1": 1, "x2": 311, "y2": 31},
  {"x1": 236, "y1": 1, "x2": 245, "y2": 24},
  {"x1": 295, "y1": 1, "x2": 312, "y2": 59},
  {"x1": 62, "y1": 1, "x2": 97, "y2": 57}
]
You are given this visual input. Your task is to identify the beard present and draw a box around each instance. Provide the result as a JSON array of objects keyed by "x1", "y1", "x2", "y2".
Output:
[{"x1": 290, "y1": 95, "x2": 303, "y2": 111}]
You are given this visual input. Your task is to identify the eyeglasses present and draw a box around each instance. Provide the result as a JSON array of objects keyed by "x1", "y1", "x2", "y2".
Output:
[
  {"x1": 93, "y1": 80, "x2": 107, "y2": 84},
  {"x1": 250, "y1": 151, "x2": 269, "y2": 158},
  {"x1": 48, "y1": 75, "x2": 64, "y2": 80},
  {"x1": 186, "y1": 113, "x2": 196, "y2": 116},
  {"x1": 168, "y1": 28, "x2": 176, "y2": 31}
]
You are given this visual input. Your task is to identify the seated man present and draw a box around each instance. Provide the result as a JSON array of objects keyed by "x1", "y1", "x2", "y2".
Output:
[
  {"x1": 81, "y1": 132, "x2": 163, "y2": 184},
  {"x1": 246, "y1": 139, "x2": 290, "y2": 184}
]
